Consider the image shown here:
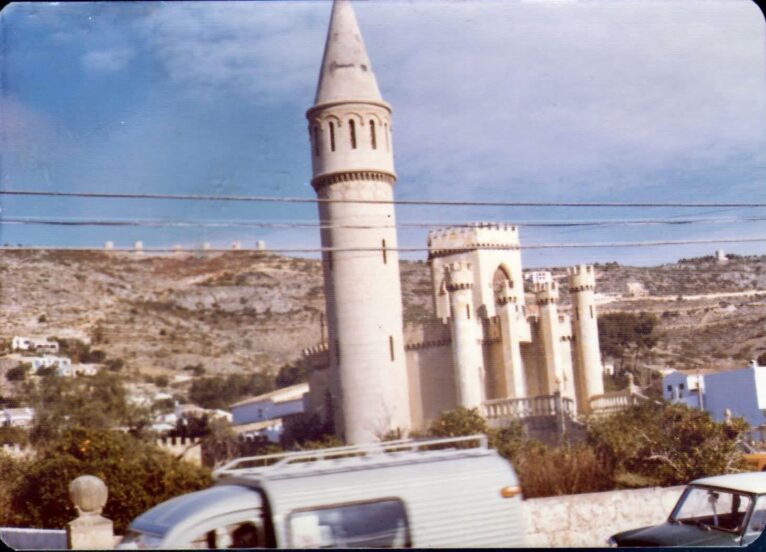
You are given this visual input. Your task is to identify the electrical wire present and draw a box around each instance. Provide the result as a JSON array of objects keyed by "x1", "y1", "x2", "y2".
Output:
[
  {"x1": 3, "y1": 236, "x2": 766, "y2": 253},
  {"x1": 3, "y1": 215, "x2": 766, "y2": 230},
  {"x1": 2, "y1": 188, "x2": 766, "y2": 208}
]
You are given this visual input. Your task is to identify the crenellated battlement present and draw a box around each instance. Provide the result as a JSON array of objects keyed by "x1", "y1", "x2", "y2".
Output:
[
  {"x1": 302, "y1": 342, "x2": 329, "y2": 356},
  {"x1": 495, "y1": 280, "x2": 517, "y2": 305},
  {"x1": 427, "y1": 223, "x2": 520, "y2": 259},
  {"x1": 534, "y1": 281, "x2": 559, "y2": 305},
  {"x1": 568, "y1": 264, "x2": 596, "y2": 292},
  {"x1": 445, "y1": 261, "x2": 474, "y2": 291}
]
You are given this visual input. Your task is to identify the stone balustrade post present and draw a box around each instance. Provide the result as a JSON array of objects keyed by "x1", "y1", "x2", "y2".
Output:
[{"x1": 66, "y1": 475, "x2": 115, "y2": 550}]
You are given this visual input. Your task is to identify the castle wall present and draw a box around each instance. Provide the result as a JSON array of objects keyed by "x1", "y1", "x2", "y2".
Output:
[{"x1": 404, "y1": 319, "x2": 455, "y2": 429}]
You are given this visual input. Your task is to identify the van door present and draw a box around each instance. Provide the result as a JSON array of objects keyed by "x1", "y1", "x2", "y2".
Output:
[
  {"x1": 173, "y1": 511, "x2": 269, "y2": 549},
  {"x1": 286, "y1": 498, "x2": 411, "y2": 548}
]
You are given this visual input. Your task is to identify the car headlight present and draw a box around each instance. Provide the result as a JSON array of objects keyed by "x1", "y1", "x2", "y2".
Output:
[{"x1": 606, "y1": 536, "x2": 618, "y2": 547}]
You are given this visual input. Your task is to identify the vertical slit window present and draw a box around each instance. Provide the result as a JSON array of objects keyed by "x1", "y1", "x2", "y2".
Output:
[
  {"x1": 389, "y1": 336, "x2": 395, "y2": 362},
  {"x1": 384, "y1": 123, "x2": 390, "y2": 151},
  {"x1": 382, "y1": 239, "x2": 387, "y2": 264},
  {"x1": 328, "y1": 251, "x2": 333, "y2": 272},
  {"x1": 589, "y1": 305, "x2": 594, "y2": 318},
  {"x1": 349, "y1": 120, "x2": 357, "y2": 149},
  {"x1": 575, "y1": 306, "x2": 579, "y2": 320},
  {"x1": 370, "y1": 120, "x2": 377, "y2": 149},
  {"x1": 313, "y1": 125, "x2": 320, "y2": 156},
  {"x1": 466, "y1": 304, "x2": 471, "y2": 319},
  {"x1": 329, "y1": 122, "x2": 336, "y2": 152}
]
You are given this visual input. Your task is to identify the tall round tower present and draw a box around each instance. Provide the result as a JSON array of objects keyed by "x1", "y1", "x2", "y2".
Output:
[
  {"x1": 306, "y1": 0, "x2": 411, "y2": 444},
  {"x1": 568, "y1": 264, "x2": 604, "y2": 413}
]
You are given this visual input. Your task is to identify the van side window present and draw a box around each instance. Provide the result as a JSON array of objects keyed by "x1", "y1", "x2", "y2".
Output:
[{"x1": 288, "y1": 498, "x2": 410, "y2": 548}]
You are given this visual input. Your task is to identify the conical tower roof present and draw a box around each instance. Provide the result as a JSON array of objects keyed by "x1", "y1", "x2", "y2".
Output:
[{"x1": 313, "y1": 0, "x2": 384, "y2": 106}]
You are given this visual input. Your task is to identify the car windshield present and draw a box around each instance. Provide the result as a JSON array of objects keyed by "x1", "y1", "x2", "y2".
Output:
[{"x1": 670, "y1": 486, "x2": 753, "y2": 534}]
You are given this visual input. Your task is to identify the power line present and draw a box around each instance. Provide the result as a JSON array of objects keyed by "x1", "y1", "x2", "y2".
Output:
[
  {"x1": 3, "y1": 215, "x2": 766, "y2": 230},
  {"x1": 2, "y1": 188, "x2": 766, "y2": 208},
  {"x1": 3, "y1": 236, "x2": 766, "y2": 253}
]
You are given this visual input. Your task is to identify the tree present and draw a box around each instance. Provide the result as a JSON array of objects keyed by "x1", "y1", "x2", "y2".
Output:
[
  {"x1": 275, "y1": 361, "x2": 307, "y2": 389},
  {"x1": 598, "y1": 312, "x2": 659, "y2": 382},
  {"x1": 189, "y1": 372, "x2": 274, "y2": 410},
  {"x1": 27, "y1": 371, "x2": 150, "y2": 445},
  {"x1": 5, "y1": 363, "x2": 31, "y2": 382},
  {"x1": 4, "y1": 428, "x2": 211, "y2": 532},
  {"x1": 757, "y1": 352, "x2": 766, "y2": 366},
  {"x1": 587, "y1": 400, "x2": 748, "y2": 487}
]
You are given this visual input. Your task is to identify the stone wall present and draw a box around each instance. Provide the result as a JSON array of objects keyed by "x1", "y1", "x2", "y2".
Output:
[{"x1": 524, "y1": 485, "x2": 685, "y2": 547}]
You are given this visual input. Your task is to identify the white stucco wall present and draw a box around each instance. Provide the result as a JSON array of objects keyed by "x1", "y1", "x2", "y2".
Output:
[
  {"x1": 704, "y1": 367, "x2": 763, "y2": 426},
  {"x1": 524, "y1": 485, "x2": 685, "y2": 547}
]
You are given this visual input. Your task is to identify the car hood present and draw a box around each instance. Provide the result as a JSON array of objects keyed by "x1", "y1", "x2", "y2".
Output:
[{"x1": 611, "y1": 522, "x2": 739, "y2": 547}]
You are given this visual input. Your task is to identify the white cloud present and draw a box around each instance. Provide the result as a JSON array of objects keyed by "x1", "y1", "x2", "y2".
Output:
[{"x1": 80, "y1": 47, "x2": 134, "y2": 73}]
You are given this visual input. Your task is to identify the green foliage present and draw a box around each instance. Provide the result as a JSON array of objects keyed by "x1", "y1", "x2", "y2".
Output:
[
  {"x1": 54, "y1": 339, "x2": 108, "y2": 364},
  {"x1": 0, "y1": 453, "x2": 26, "y2": 526},
  {"x1": 183, "y1": 363, "x2": 206, "y2": 376},
  {"x1": 281, "y1": 413, "x2": 335, "y2": 447},
  {"x1": 0, "y1": 425, "x2": 29, "y2": 445},
  {"x1": 424, "y1": 408, "x2": 609, "y2": 497},
  {"x1": 587, "y1": 401, "x2": 747, "y2": 487},
  {"x1": 758, "y1": 352, "x2": 766, "y2": 366},
  {"x1": 275, "y1": 361, "x2": 307, "y2": 389},
  {"x1": 598, "y1": 311, "x2": 659, "y2": 360},
  {"x1": 27, "y1": 371, "x2": 150, "y2": 445},
  {"x1": 35, "y1": 365, "x2": 57, "y2": 377},
  {"x1": 6, "y1": 363, "x2": 31, "y2": 381},
  {"x1": 2, "y1": 428, "x2": 211, "y2": 532},
  {"x1": 189, "y1": 372, "x2": 274, "y2": 410},
  {"x1": 513, "y1": 442, "x2": 613, "y2": 497},
  {"x1": 105, "y1": 358, "x2": 125, "y2": 372},
  {"x1": 427, "y1": 407, "x2": 488, "y2": 438}
]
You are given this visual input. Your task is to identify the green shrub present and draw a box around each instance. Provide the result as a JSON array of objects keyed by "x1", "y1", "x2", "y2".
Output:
[{"x1": 4, "y1": 428, "x2": 211, "y2": 532}]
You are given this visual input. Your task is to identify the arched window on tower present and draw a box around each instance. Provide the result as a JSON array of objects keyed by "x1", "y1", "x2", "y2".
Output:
[
  {"x1": 329, "y1": 122, "x2": 336, "y2": 152},
  {"x1": 492, "y1": 266, "x2": 512, "y2": 303},
  {"x1": 349, "y1": 119, "x2": 357, "y2": 149},
  {"x1": 370, "y1": 120, "x2": 377, "y2": 149},
  {"x1": 384, "y1": 122, "x2": 390, "y2": 151},
  {"x1": 313, "y1": 125, "x2": 320, "y2": 156}
]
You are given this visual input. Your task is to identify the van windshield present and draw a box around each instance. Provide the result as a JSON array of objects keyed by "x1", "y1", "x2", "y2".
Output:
[{"x1": 671, "y1": 486, "x2": 752, "y2": 534}]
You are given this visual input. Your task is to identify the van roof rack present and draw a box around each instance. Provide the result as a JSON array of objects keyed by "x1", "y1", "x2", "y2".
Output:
[{"x1": 213, "y1": 434, "x2": 488, "y2": 479}]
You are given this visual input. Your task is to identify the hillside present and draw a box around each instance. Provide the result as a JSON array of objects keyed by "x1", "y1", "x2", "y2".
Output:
[{"x1": 1, "y1": 249, "x2": 765, "y2": 384}]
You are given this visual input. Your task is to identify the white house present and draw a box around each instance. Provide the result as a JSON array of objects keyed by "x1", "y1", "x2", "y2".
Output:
[
  {"x1": 11, "y1": 336, "x2": 59, "y2": 354},
  {"x1": 664, "y1": 362, "x2": 766, "y2": 427},
  {"x1": 23, "y1": 355, "x2": 72, "y2": 373},
  {"x1": 1, "y1": 407, "x2": 35, "y2": 427},
  {"x1": 229, "y1": 383, "x2": 308, "y2": 442},
  {"x1": 525, "y1": 271, "x2": 553, "y2": 285},
  {"x1": 230, "y1": 383, "x2": 309, "y2": 426}
]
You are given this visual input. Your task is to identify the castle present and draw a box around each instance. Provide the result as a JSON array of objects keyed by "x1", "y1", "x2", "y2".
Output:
[{"x1": 301, "y1": 0, "x2": 604, "y2": 444}]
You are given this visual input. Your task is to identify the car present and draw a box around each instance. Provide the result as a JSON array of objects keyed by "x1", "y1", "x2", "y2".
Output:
[
  {"x1": 608, "y1": 472, "x2": 766, "y2": 547},
  {"x1": 117, "y1": 434, "x2": 526, "y2": 549}
]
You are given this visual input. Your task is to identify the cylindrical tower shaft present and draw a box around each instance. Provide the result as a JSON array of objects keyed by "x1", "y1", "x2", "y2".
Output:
[
  {"x1": 568, "y1": 264, "x2": 604, "y2": 413},
  {"x1": 446, "y1": 261, "x2": 484, "y2": 408},
  {"x1": 306, "y1": 0, "x2": 411, "y2": 444}
]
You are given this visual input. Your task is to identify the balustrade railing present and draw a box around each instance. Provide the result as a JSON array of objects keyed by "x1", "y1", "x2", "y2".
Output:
[{"x1": 482, "y1": 393, "x2": 574, "y2": 421}]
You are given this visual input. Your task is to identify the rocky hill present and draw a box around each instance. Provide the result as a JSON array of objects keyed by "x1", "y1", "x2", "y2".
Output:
[{"x1": 1, "y1": 249, "x2": 765, "y2": 385}]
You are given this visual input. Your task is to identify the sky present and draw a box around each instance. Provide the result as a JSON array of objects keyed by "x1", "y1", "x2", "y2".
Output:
[{"x1": 1, "y1": 0, "x2": 765, "y2": 267}]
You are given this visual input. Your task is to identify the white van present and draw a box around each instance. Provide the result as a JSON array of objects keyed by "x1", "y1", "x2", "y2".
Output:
[{"x1": 118, "y1": 435, "x2": 526, "y2": 548}]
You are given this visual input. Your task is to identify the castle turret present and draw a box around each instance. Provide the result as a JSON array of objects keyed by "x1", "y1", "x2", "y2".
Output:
[
  {"x1": 446, "y1": 261, "x2": 484, "y2": 408},
  {"x1": 306, "y1": 0, "x2": 410, "y2": 444},
  {"x1": 568, "y1": 264, "x2": 604, "y2": 413},
  {"x1": 494, "y1": 281, "x2": 529, "y2": 399},
  {"x1": 534, "y1": 281, "x2": 566, "y2": 396}
]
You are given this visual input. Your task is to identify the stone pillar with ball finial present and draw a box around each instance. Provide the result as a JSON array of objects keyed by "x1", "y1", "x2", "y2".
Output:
[{"x1": 66, "y1": 475, "x2": 115, "y2": 549}]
